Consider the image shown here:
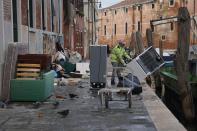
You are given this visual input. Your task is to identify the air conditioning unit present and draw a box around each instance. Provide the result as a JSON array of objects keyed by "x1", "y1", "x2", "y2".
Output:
[{"x1": 127, "y1": 46, "x2": 164, "y2": 82}]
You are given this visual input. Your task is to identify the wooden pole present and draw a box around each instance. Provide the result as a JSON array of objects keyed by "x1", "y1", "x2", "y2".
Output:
[
  {"x1": 176, "y1": 7, "x2": 195, "y2": 122},
  {"x1": 135, "y1": 31, "x2": 144, "y2": 55},
  {"x1": 146, "y1": 28, "x2": 153, "y2": 47},
  {"x1": 159, "y1": 40, "x2": 163, "y2": 57}
]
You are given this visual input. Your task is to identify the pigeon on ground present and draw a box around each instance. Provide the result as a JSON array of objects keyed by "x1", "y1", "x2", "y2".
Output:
[
  {"x1": 57, "y1": 109, "x2": 69, "y2": 118},
  {"x1": 53, "y1": 101, "x2": 60, "y2": 108},
  {"x1": 69, "y1": 93, "x2": 78, "y2": 98}
]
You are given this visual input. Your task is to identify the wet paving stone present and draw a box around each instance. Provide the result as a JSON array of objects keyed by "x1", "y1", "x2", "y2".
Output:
[{"x1": 0, "y1": 79, "x2": 157, "y2": 131}]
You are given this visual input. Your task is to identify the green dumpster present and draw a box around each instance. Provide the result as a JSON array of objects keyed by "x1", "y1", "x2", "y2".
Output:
[{"x1": 10, "y1": 70, "x2": 54, "y2": 102}]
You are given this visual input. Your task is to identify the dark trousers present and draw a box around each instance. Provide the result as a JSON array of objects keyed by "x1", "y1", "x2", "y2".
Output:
[{"x1": 111, "y1": 62, "x2": 123, "y2": 82}]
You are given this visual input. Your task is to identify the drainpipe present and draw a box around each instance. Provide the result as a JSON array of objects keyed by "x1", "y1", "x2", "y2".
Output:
[
  {"x1": 194, "y1": 0, "x2": 196, "y2": 44},
  {"x1": 194, "y1": 0, "x2": 196, "y2": 16},
  {"x1": 92, "y1": 0, "x2": 94, "y2": 45},
  {"x1": 27, "y1": 0, "x2": 30, "y2": 53},
  {"x1": 140, "y1": 5, "x2": 142, "y2": 33}
]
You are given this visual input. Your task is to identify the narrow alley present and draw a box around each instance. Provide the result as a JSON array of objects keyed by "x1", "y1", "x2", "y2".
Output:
[{"x1": 0, "y1": 0, "x2": 197, "y2": 131}]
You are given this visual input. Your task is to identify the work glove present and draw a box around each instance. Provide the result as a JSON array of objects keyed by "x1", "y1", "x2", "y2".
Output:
[
  {"x1": 128, "y1": 57, "x2": 132, "y2": 61},
  {"x1": 122, "y1": 61, "x2": 127, "y2": 67}
]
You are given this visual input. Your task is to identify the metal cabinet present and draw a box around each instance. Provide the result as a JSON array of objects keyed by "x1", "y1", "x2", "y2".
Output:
[{"x1": 90, "y1": 45, "x2": 107, "y2": 88}]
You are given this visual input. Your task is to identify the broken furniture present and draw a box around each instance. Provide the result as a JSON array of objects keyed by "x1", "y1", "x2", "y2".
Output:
[
  {"x1": 16, "y1": 63, "x2": 41, "y2": 80},
  {"x1": 90, "y1": 45, "x2": 107, "y2": 88},
  {"x1": 10, "y1": 54, "x2": 54, "y2": 102},
  {"x1": 18, "y1": 54, "x2": 52, "y2": 71}
]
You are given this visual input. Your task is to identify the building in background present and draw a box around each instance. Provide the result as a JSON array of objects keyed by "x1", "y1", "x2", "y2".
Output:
[
  {"x1": 151, "y1": 0, "x2": 197, "y2": 50},
  {"x1": 98, "y1": 0, "x2": 156, "y2": 48},
  {"x1": 83, "y1": 0, "x2": 100, "y2": 58},
  {"x1": 98, "y1": 0, "x2": 197, "y2": 51},
  {"x1": 62, "y1": 0, "x2": 99, "y2": 59}
]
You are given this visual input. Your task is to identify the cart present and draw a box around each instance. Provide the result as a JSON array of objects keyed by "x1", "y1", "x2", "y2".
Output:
[{"x1": 98, "y1": 67, "x2": 136, "y2": 109}]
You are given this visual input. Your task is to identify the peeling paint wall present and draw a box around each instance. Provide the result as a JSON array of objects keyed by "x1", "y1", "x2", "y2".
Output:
[{"x1": 0, "y1": 0, "x2": 63, "y2": 98}]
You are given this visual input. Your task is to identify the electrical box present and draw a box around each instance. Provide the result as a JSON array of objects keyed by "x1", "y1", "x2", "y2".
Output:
[
  {"x1": 90, "y1": 45, "x2": 107, "y2": 88},
  {"x1": 127, "y1": 46, "x2": 164, "y2": 82}
]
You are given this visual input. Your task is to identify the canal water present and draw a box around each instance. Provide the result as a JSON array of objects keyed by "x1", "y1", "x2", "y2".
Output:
[{"x1": 161, "y1": 87, "x2": 197, "y2": 131}]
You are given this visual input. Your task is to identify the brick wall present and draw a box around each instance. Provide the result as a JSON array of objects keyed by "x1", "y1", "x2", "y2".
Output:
[{"x1": 98, "y1": 0, "x2": 197, "y2": 50}]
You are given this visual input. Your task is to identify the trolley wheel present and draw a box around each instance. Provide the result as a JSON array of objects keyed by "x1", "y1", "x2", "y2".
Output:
[
  {"x1": 128, "y1": 94, "x2": 132, "y2": 108},
  {"x1": 105, "y1": 94, "x2": 109, "y2": 108}
]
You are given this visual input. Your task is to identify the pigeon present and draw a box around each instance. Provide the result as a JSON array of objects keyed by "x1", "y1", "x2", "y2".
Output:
[
  {"x1": 33, "y1": 102, "x2": 41, "y2": 109},
  {"x1": 69, "y1": 93, "x2": 78, "y2": 99},
  {"x1": 53, "y1": 101, "x2": 60, "y2": 108},
  {"x1": 57, "y1": 109, "x2": 69, "y2": 118}
]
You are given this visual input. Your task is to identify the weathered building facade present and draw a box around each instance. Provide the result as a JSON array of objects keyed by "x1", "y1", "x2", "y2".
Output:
[
  {"x1": 83, "y1": 0, "x2": 100, "y2": 58},
  {"x1": 0, "y1": 0, "x2": 63, "y2": 98},
  {"x1": 63, "y1": 0, "x2": 85, "y2": 57},
  {"x1": 98, "y1": 0, "x2": 197, "y2": 50}
]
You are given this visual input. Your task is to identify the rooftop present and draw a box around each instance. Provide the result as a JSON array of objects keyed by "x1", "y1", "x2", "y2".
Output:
[{"x1": 102, "y1": 0, "x2": 154, "y2": 10}]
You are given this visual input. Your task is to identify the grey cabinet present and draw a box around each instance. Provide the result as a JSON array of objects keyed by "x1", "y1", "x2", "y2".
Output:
[{"x1": 90, "y1": 45, "x2": 107, "y2": 88}]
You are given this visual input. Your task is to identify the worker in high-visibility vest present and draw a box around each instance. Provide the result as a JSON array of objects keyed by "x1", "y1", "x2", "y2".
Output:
[{"x1": 110, "y1": 40, "x2": 132, "y2": 85}]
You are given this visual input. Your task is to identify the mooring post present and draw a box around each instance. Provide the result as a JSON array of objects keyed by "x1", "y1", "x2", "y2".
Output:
[{"x1": 176, "y1": 7, "x2": 195, "y2": 122}]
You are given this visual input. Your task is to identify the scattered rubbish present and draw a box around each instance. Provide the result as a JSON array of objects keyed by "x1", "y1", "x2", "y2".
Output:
[
  {"x1": 0, "y1": 101, "x2": 6, "y2": 108},
  {"x1": 69, "y1": 72, "x2": 83, "y2": 78},
  {"x1": 67, "y1": 78, "x2": 81, "y2": 86},
  {"x1": 78, "y1": 85, "x2": 85, "y2": 88},
  {"x1": 69, "y1": 51, "x2": 82, "y2": 64},
  {"x1": 37, "y1": 112, "x2": 44, "y2": 118},
  {"x1": 33, "y1": 102, "x2": 41, "y2": 109},
  {"x1": 62, "y1": 74, "x2": 71, "y2": 78},
  {"x1": 52, "y1": 63, "x2": 65, "y2": 78},
  {"x1": 76, "y1": 63, "x2": 90, "y2": 74},
  {"x1": 55, "y1": 95, "x2": 66, "y2": 99},
  {"x1": 58, "y1": 78, "x2": 67, "y2": 86},
  {"x1": 53, "y1": 101, "x2": 60, "y2": 108},
  {"x1": 82, "y1": 74, "x2": 90, "y2": 79},
  {"x1": 69, "y1": 93, "x2": 78, "y2": 99},
  {"x1": 57, "y1": 109, "x2": 69, "y2": 118}
]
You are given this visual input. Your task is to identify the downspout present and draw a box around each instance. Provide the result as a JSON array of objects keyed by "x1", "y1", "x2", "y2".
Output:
[
  {"x1": 194, "y1": 0, "x2": 196, "y2": 44},
  {"x1": 88, "y1": 0, "x2": 90, "y2": 46},
  {"x1": 140, "y1": 5, "x2": 142, "y2": 33},
  {"x1": 92, "y1": 0, "x2": 94, "y2": 45},
  {"x1": 27, "y1": 0, "x2": 30, "y2": 53}
]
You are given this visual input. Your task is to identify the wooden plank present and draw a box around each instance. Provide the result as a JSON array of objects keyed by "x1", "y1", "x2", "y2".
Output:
[
  {"x1": 17, "y1": 63, "x2": 40, "y2": 68},
  {"x1": 2, "y1": 43, "x2": 18, "y2": 102},
  {"x1": 17, "y1": 68, "x2": 40, "y2": 72},
  {"x1": 16, "y1": 73, "x2": 40, "y2": 77},
  {"x1": 16, "y1": 78, "x2": 37, "y2": 80},
  {"x1": 146, "y1": 28, "x2": 153, "y2": 47},
  {"x1": 135, "y1": 31, "x2": 144, "y2": 55}
]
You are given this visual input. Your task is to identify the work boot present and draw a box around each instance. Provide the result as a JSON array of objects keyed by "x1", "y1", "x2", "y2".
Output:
[{"x1": 111, "y1": 80, "x2": 115, "y2": 85}]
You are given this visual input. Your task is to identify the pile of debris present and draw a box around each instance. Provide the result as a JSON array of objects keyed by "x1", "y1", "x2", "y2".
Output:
[{"x1": 52, "y1": 42, "x2": 89, "y2": 78}]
